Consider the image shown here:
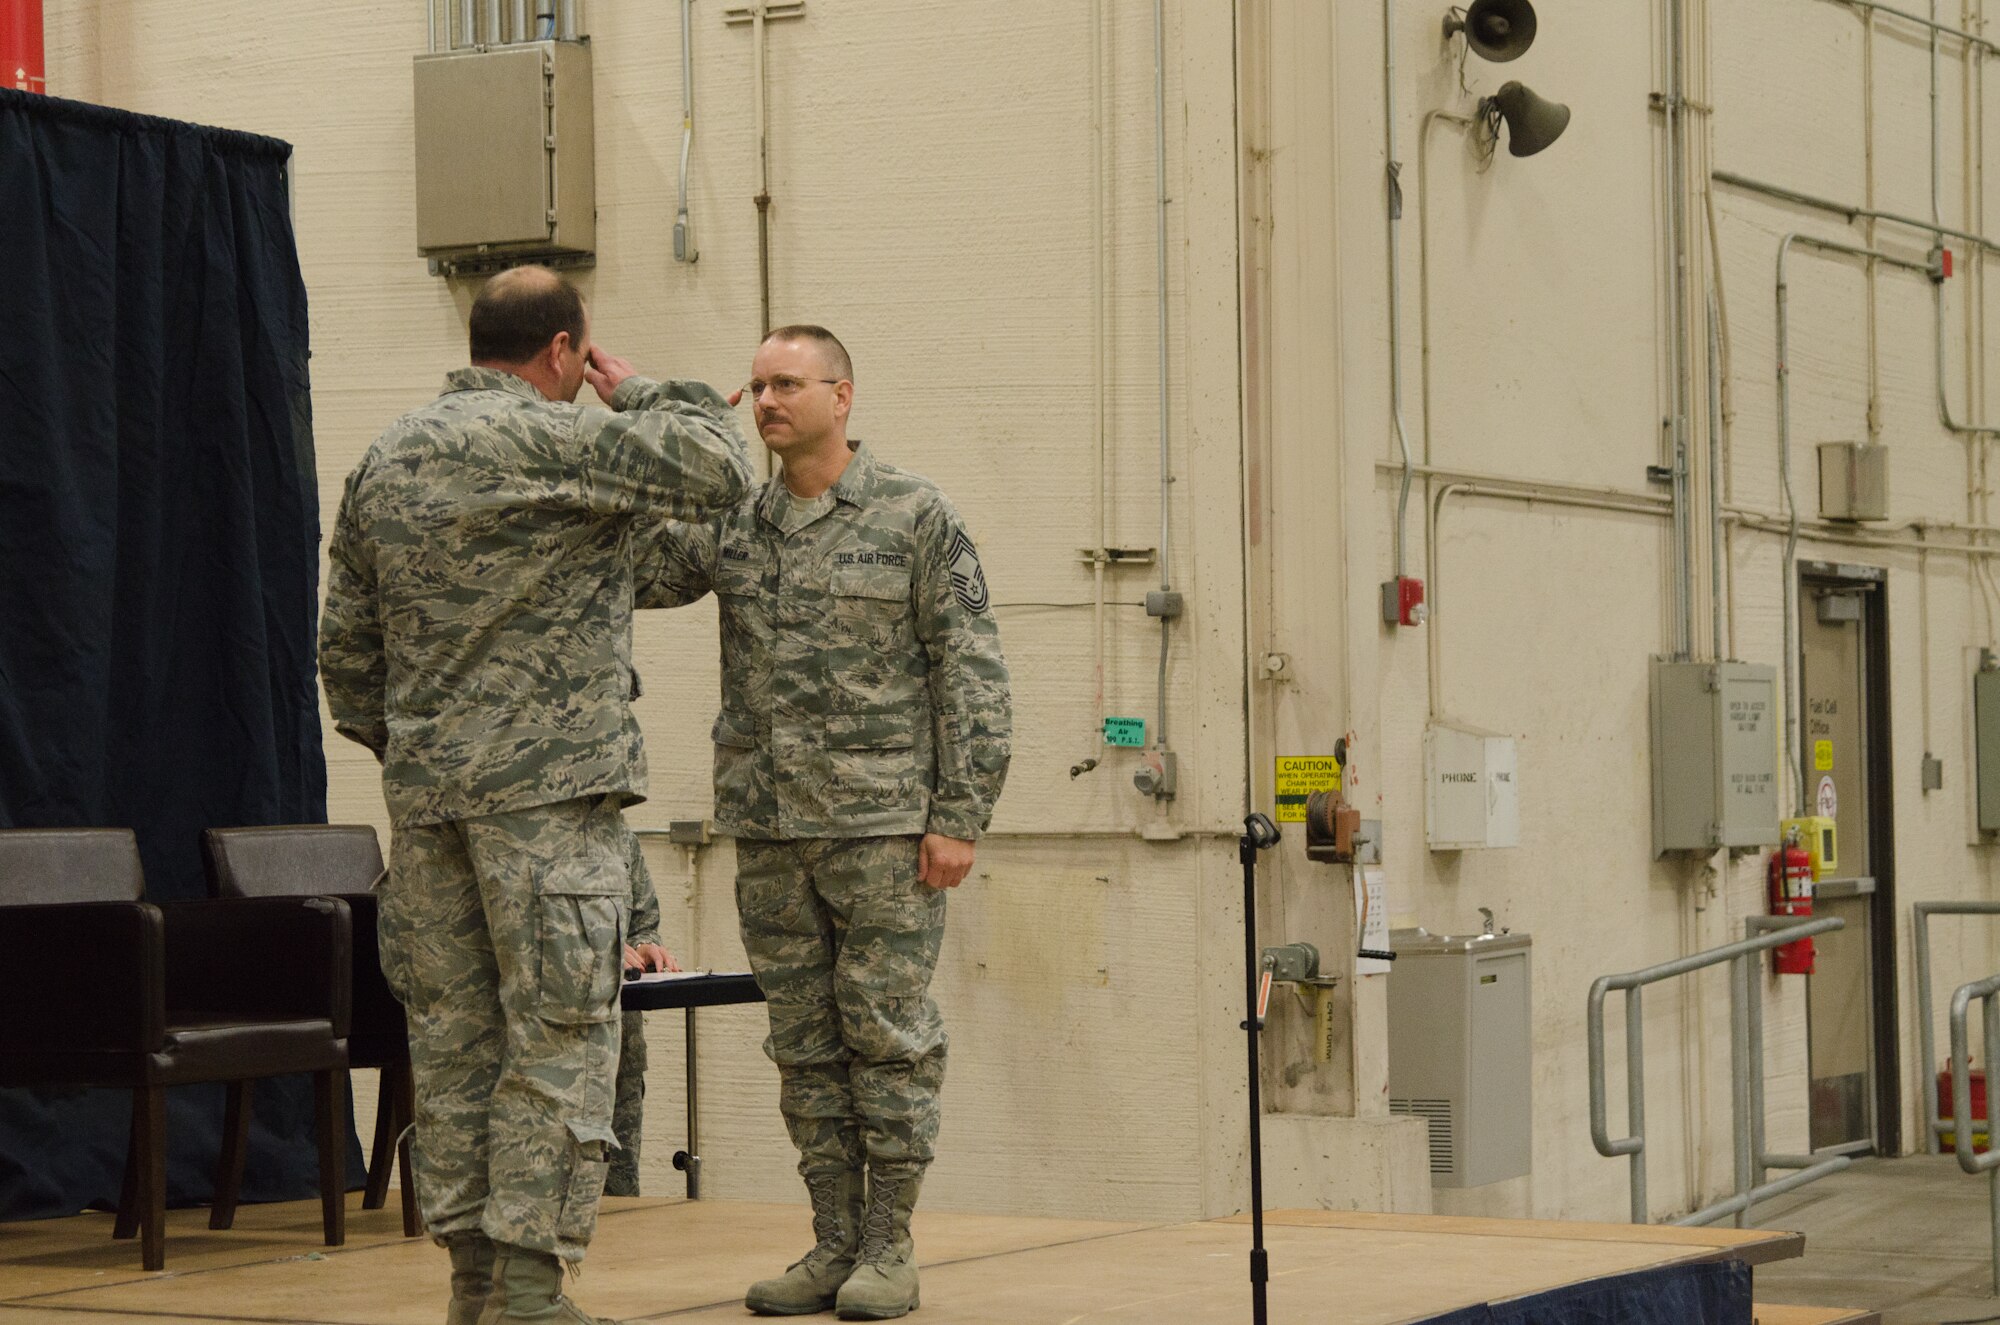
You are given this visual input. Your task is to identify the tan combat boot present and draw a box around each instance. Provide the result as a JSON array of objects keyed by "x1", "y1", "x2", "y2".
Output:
[
  {"x1": 482, "y1": 1243, "x2": 633, "y2": 1325},
  {"x1": 444, "y1": 1231, "x2": 499, "y2": 1325},
  {"x1": 834, "y1": 1171, "x2": 922, "y2": 1321},
  {"x1": 745, "y1": 1169, "x2": 866, "y2": 1315}
]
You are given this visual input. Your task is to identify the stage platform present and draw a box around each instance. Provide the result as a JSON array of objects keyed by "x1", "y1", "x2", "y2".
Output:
[{"x1": 0, "y1": 1195, "x2": 1877, "y2": 1324}]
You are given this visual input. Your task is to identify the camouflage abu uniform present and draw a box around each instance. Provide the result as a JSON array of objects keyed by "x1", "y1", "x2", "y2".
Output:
[
  {"x1": 319, "y1": 367, "x2": 751, "y2": 1263},
  {"x1": 633, "y1": 440, "x2": 1010, "y2": 1186}
]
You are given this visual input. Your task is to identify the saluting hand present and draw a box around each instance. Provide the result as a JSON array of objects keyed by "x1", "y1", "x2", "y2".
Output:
[
  {"x1": 917, "y1": 834, "x2": 976, "y2": 890},
  {"x1": 584, "y1": 346, "x2": 637, "y2": 404}
]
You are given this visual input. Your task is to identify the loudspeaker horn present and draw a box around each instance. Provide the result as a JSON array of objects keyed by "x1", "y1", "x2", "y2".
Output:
[
  {"x1": 1485, "y1": 81, "x2": 1571, "y2": 158},
  {"x1": 1442, "y1": 0, "x2": 1537, "y2": 63}
]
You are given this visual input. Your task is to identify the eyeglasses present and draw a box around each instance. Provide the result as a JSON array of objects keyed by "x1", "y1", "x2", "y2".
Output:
[{"x1": 741, "y1": 375, "x2": 840, "y2": 400}]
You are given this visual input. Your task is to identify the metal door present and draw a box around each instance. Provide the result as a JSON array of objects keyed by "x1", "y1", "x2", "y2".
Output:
[{"x1": 1798, "y1": 565, "x2": 1898, "y2": 1154}]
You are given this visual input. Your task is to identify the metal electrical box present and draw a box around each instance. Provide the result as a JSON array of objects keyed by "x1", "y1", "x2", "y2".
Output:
[
  {"x1": 1976, "y1": 667, "x2": 2000, "y2": 833},
  {"x1": 414, "y1": 40, "x2": 595, "y2": 273},
  {"x1": 1424, "y1": 723, "x2": 1520, "y2": 851},
  {"x1": 1817, "y1": 442, "x2": 1889, "y2": 522},
  {"x1": 1650, "y1": 660, "x2": 1781, "y2": 854},
  {"x1": 1388, "y1": 928, "x2": 1533, "y2": 1188}
]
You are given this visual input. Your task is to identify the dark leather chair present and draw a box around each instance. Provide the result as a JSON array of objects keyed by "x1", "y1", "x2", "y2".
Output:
[
  {"x1": 0, "y1": 827, "x2": 351, "y2": 1270},
  {"x1": 202, "y1": 824, "x2": 417, "y2": 1237}
]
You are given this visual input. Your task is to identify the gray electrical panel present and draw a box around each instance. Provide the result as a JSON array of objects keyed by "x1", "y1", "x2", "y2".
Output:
[
  {"x1": 1818, "y1": 441, "x2": 1889, "y2": 522},
  {"x1": 1977, "y1": 668, "x2": 2000, "y2": 833},
  {"x1": 1650, "y1": 659, "x2": 1780, "y2": 855},
  {"x1": 1388, "y1": 929, "x2": 1533, "y2": 1188},
  {"x1": 414, "y1": 40, "x2": 595, "y2": 273}
]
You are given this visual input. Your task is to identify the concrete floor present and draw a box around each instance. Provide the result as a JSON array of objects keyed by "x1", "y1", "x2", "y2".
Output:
[{"x1": 1752, "y1": 1154, "x2": 2000, "y2": 1325}]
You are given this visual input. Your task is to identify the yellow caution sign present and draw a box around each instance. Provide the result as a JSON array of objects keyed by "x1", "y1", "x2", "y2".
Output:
[{"x1": 1275, "y1": 756, "x2": 1342, "y2": 823}]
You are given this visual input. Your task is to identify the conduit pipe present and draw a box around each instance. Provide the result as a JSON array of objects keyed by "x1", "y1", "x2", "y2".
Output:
[
  {"x1": 1716, "y1": 167, "x2": 2000, "y2": 434},
  {"x1": 1663, "y1": 0, "x2": 1695, "y2": 662},
  {"x1": 1151, "y1": 0, "x2": 1174, "y2": 756},
  {"x1": 1384, "y1": 0, "x2": 1416, "y2": 584},
  {"x1": 1775, "y1": 232, "x2": 1932, "y2": 813},
  {"x1": 674, "y1": 0, "x2": 697, "y2": 263},
  {"x1": 1708, "y1": 299, "x2": 1725, "y2": 660},
  {"x1": 753, "y1": 4, "x2": 774, "y2": 336},
  {"x1": 556, "y1": 0, "x2": 577, "y2": 42}
]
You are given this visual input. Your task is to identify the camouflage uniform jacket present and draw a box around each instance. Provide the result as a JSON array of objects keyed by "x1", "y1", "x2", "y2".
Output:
[
  {"x1": 632, "y1": 441, "x2": 1011, "y2": 841},
  {"x1": 320, "y1": 368, "x2": 754, "y2": 827}
]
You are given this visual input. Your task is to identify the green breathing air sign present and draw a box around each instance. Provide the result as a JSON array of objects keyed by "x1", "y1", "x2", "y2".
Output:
[{"x1": 1103, "y1": 717, "x2": 1147, "y2": 748}]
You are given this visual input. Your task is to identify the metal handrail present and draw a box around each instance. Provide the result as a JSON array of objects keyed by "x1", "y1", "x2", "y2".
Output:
[
  {"x1": 1948, "y1": 971, "x2": 2000, "y2": 1293},
  {"x1": 1589, "y1": 915, "x2": 1849, "y2": 1225},
  {"x1": 1914, "y1": 902, "x2": 2000, "y2": 1151}
]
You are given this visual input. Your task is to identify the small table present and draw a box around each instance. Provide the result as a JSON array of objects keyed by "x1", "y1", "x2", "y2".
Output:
[{"x1": 621, "y1": 972, "x2": 766, "y2": 1198}]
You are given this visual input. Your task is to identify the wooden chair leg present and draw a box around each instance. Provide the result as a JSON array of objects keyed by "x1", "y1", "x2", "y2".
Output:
[
  {"x1": 362, "y1": 1070, "x2": 394, "y2": 1211},
  {"x1": 315, "y1": 1068, "x2": 347, "y2": 1248},
  {"x1": 209, "y1": 1081, "x2": 251, "y2": 1230},
  {"x1": 395, "y1": 1060, "x2": 420, "y2": 1238},
  {"x1": 113, "y1": 1091, "x2": 141, "y2": 1241},
  {"x1": 138, "y1": 1085, "x2": 165, "y2": 1271}
]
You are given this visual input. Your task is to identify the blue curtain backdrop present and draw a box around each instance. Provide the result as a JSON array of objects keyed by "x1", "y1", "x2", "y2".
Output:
[{"x1": 0, "y1": 88, "x2": 345, "y2": 1220}]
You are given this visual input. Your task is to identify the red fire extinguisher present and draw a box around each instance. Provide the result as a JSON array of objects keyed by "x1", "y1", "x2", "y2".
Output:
[{"x1": 1769, "y1": 834, "x2": 1815, "y2": 975}]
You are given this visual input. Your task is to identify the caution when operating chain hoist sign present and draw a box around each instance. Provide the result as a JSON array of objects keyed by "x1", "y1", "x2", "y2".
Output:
[{"x1": 1275, "y1": 756, "x2": 1342, "y2": 823}]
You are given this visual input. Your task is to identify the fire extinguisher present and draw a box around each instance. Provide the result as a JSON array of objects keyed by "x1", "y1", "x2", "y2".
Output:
[{"x1": 1769, "y1": 832, "x2": 1815, "y2": 975}]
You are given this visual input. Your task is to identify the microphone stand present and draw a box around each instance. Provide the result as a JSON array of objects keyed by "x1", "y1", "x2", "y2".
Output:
[{"x1": 1239, "y1": 812, "x2": 1279, "y2": 1325}]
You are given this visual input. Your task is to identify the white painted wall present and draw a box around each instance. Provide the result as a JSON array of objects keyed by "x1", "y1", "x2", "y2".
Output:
[{"x1": 41, "y1": 0, "x2": 2000, "y2": 1229}]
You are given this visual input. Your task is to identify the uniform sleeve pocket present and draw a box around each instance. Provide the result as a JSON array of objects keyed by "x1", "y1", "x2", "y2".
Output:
[
  {"x1": 712, "y1": 710, "x2": 758, "y2": 749},
  {"x1": 824, "y1": 711, "x2": 918, "y2": 750},
  {"x1": 533, "y1": 860, "x2": 626, "y2": 1025}
]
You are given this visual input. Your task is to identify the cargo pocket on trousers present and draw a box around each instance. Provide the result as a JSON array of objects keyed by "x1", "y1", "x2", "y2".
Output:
[
  {"x1": 555, "y1": 1119, "x2": 617, "y2": 1247},
  {"x1": 534, "y1": 860, "x2": 627, "y2": 1025}
]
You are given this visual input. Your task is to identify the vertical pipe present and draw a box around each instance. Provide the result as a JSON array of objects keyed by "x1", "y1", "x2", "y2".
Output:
[
  {"x1": 1628, "y1": 989, "x2": 1648, "y2": 1223},
  {"x1": 535, "y1": 0, "x2": 554, "y2": 39},
  {"x1": 1665, "y1": 0, "x2": 1693, "y2": 661},
  {"x1": 1776, "y1": 239, "x2": 1802, "y2": 815},
  {"x1": 1152, "y1": 0, "x2": 1173, "y2": 753},
  {"x1": 1090, "y1": 0, "x2": 1109, "y2": 769},
  {"x1": 1385, "y1": 0, "x2": 1414, "y2": 581},
  {"x1": 460, "y1": 0, "x2": 476, "y2": 50},
  {"x1": 556, "y1": 0, "x2": 577, "y2": 41},
  {"x1": 674, "y1": 0, "x2": 697, "y2": 262},
  {"x1": 483, "y1": 0, "x2": 501, "y2": 43},
  {"x1": 2, "y1": 0, "x2": 47, "y2": 93},
  {"x1": 510, "y1": 0, "x2": 526, "y2": 42},
  {"x1": 1709, "y1": 299, "x2": 1726, "y2": 659},
  {"x1": 753, "y1": 2, "x2": 773, "y2": 337},
  {"x1": 428, "y1": 0, "x2": 442, "y2": 53}
]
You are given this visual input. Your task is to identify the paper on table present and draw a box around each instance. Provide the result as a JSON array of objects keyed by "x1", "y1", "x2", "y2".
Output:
[{"x1": 626, "y1": 969, "x2": 742, "y2": 984}]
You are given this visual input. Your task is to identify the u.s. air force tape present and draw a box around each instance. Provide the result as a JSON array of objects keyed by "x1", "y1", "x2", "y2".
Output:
[{"x1": 946, "y1": 529, "x2": 990, "y2": 613}]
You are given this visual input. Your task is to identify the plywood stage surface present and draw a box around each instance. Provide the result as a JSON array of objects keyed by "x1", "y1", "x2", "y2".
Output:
[{"x1": 0, "y1": 1195, "x2": 1816, "y2": 1324}]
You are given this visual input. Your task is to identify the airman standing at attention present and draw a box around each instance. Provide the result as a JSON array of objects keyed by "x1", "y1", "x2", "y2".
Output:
[{"x1": 632, "y1": 325, "x2": 1011, "y2": 1321}]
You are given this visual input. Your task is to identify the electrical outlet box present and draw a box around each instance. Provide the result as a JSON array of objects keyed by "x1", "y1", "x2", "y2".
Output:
[
  {"x1": 414, "y1": 40, "x2": 596, "y2": 271},
  {"x1": 1818, "y1": 441, "x2": 1889, "y2": 522},
  {"x1": 1650, "y1": 660, "x2": 1780, "y2": 854},
  {"x1": 1424, "y1": 723, "x2": 1519, "y2": 851}
]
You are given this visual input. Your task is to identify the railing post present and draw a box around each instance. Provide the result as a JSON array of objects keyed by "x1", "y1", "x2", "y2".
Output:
[
  {"x1": 1918, "y1": 904, "x2": 1938, "y2": 1154},
  {"x1": 1730, "y1": 954, "x2": 1754, "y2": 1228},
  {"x1": 1984, "y1": 988, "x2": 2000, "y2": 1294},
  {"x1": 1627, "y1": 986, "x2": 1646, "y2": 1224}
]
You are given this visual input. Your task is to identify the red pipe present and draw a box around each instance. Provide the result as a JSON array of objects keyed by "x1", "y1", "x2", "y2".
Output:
[{"x1": 1, "y1": 0, "x2": 46, "y2": 95}]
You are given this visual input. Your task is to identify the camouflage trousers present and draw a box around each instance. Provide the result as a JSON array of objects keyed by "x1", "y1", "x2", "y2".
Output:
[
  {"x1": 606, "y1": 1011, "x2": 647, "y2": 1196},
  {"x1": 737, "y1": 835, "x2": 947, "y2": 1179},
  {"x1": 380, "y1": 794, "x2": 629, "y2": 1263}
]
